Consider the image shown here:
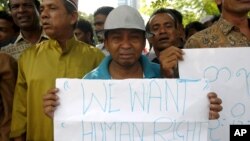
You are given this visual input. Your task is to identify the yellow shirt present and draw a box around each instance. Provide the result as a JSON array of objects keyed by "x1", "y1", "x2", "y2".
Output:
[{"x1": 10, "y1": 37, "x2": 104, "y2": 141}]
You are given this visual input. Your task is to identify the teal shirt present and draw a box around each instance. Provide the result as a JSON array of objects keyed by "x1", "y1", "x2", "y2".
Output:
[{"x1": 83, "y1": 55, "x2": 161, "y2": 79}]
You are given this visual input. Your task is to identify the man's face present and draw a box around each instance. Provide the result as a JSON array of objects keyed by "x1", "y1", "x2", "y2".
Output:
[
  {"x1": 148, "y1": 13, "x2": 178, "y2": 53},
  {"x1": 40, "y1": 0, "x2": 76, "y2": 39},
  {"x1": 74, "y1": 28, "x2": 90, "y2": 44},
  {"x1": 0, "y1": 19, "x2": 17, "y2": 43},
  {"x1": 94, "y1": 14, "x2": 107, "y2": 43},
  {"x1": 9, "y1": 0, "x2": 40, "y2": 30},
  {"x1": 105, "y1": 29, "x2": 145, "y2": 67},
  {"x1": 217, "y1": 0, "x2": 250, "y2": 14}
]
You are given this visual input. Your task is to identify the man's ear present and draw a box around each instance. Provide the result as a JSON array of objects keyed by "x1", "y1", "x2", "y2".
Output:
[
  {"x1": 147, "y1": 36, "x2": 153, "y2": 44},
  {"x1": 70, "y1": 11, "x2": 78, "y2": 26},
  {"x1": 215, "y1": 0, "x2": 222, "y2": 6},
  {"x1": 104, "y1": 39, "x2": 109, "y2": 51}
]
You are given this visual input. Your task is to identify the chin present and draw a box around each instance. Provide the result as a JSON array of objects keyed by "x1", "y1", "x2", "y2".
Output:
[
  {"x1": 155, "y1": 46, "x2": 169, "y2": 52},
  {"x1": 45, "y1": 32, "x2": 55, "y2": 39}
]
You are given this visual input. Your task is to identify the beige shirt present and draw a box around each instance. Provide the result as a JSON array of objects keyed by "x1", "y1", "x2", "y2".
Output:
[
  {"x1": 0, "y1": 32, "x2": 48, "y2": 60},
  {"x1": 185, "y1": 17, "x2": 250, "y2": 48}
]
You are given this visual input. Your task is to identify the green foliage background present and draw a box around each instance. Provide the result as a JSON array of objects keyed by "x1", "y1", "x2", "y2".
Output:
[
  {"x1": 1, "y1": 0, "x2": 249, "y2": 26},
  {"x1": 140, "y1": 0, "x2": 220, "y2": 26},
  {"x1": 0, "y1": 0, "x2": 8, "y2": 11}
]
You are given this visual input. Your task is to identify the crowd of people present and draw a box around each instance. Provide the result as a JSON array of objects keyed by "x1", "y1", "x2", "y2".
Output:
[{"x1": 1, "y1": 0, "x2": 249, "y2": 140}]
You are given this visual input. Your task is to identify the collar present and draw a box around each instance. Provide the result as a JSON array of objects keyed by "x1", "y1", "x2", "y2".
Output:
[
  {"x1": 14, "y1": 30, "x2": 48, "y2": 44},
  {"x1": 97, "y1": 55, "x2": 159, "y2": 79},
  {"x1": 45, "y1": 36, "x2": 76, "y2": 54},
  {"x1": 217, "y1": 17, "x2": 235, "y2": 35},
  {"x1": 217, "y1": 17, "x2": 250, "y2": 35}
]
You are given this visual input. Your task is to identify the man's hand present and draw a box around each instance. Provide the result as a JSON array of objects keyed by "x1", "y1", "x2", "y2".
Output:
[
  {"x1": 43, "y1": 88, "x2": 60, "y2": 118},
  {"x1": 159, "y1": 46, "x2": 184, "y2": 78},
  {"x1": 208, "y1": 92, "x2": 223, "y2": 120}
]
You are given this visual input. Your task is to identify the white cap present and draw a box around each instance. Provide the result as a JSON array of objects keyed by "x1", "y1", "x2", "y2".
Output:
[
  {"x1": 65, "y1": 0, "x2": 78, "y2": 10},
  {"x1": 104, "y1": 5, "x2": 145, "y2": 31}
]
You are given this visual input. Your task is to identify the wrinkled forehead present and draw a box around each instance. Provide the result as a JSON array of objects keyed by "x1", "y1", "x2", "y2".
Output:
[
  {"x1": 41, "y1": 0, "x2": 62, "y2": 5},
  {"x1": 9, "y1": 0, "x2": 34, "y2": 5},
  {"x1": 149, "y1": 13, "x2": 176, "y2": 25},
  {"x1": 108, "y1": 28, "x2": 144, "y2": 34}
]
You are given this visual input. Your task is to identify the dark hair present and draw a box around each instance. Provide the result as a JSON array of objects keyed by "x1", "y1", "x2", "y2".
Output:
[
  {"x1": 0, "y1": 10, "x2": 19, "y2": 32},
  {"x1": 185, "y1": 21, "x2": 205, "y2": 37},
  {"x1": 168, "y1": 9, "x2": 183, "y2": 25},
  {"x1": 62, "y1": 0, "x2": 77, "y2": 13},
  {"x1": 8, "y1": 0, "x2": 40, "y2": 11},
  {"x1": 94, "y1": 6, "x2": 114, "y2": 17},
  {"x1": 217, "y1": 4, "x2": 222, "y2": 13},
  {"x1": 76, "y1": 19, "x2": 94, "y2": 44},
  {"x1": 148, "y1": 8, "x2": 178, "y2": 30},
  {"x1": 61, "y1": 0, "x2": 78, "y2": 27},
  {"x1": 210, "y1": 15, "x2": 220, "y2": 23}
]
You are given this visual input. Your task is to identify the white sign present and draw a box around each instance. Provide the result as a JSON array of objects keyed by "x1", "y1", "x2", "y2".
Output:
[
  {"x1": 54, "y1": 79, "x2": 210, "y2": 141},
  {"x1": 179, "y1": 47, "x2": 250, "y2": 141}
]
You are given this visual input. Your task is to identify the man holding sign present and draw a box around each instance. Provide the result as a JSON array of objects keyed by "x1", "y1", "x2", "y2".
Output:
[{"x1": 44, "y1": 5, "x2": 222, "y2": 120}]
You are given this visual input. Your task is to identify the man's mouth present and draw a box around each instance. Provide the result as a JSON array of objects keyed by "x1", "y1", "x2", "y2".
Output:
[
  {"x1": 158, "y1": 37, "x2": 169, "y2": 42},
  {"x1": 18, "y1": 16, "x2": 30, "y2": 23}
]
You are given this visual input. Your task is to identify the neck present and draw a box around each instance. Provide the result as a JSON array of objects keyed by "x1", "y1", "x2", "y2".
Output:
[
  {"x1": 56, "y1": 31, "x2": 74, "y2": 52},
  {"x1": 109, "y1": 60, "x2": 143, "y2": 79},
  {"x1": 21, "y1": 26, "x2": 43, "y2": 44},
  {"x1": 222, "y1": 11, "x2": 250, "y2": 39},
  {"x1": 222, "y1": 11, "x2": 248, "y2": 26}
]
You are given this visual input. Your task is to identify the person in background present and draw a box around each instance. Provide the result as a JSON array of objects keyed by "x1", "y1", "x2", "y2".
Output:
[
  {"x1": 148, "y1": 0, "x2": 250, "y2": 78},
  {"x1": 74, "y1": 19, "x2": 94, "y2": 45},
  {"x1": 43, "y1": 5, "x2": 222, "y2": 122},
  {"x1": 146, "y1": 8, "x2": 180, "y2": 69},
  {"x1": 169, "y1": 9, "x2": 185, "y2": 49},
  {"x1": 93, "y1": 6, "x2": 114, "y2": 56},
  {"x1": 0, "y1": 53, "x2": 17, "y2": 141},
  {"x1": 10, "y1": 0, "x2": 104, "y2": 140},
  {"x1": 185, "y1": 21, "x2": 205, "y2": 40},
  {"x1": 185, "y1": 0, "x2": 250, "y2": 48},
  {"x1": 1, "y1": 0, "x2": 47, "y2": 59},
  {"x1": 0, "y1": 11, "x2": 19, "y2": 48}
]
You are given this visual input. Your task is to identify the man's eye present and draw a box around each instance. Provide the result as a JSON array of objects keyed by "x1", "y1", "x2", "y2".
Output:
[
  {"x1": 23, "y1": 4, "x2": 33, "y2": 8},
  {"x1": 11, "y1": 5, "x2": 19, "y2": 10}
]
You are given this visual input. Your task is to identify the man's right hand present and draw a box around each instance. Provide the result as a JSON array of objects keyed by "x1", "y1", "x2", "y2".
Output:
[{"x1": 159, "y1": 46, "x2": 184, "y2": 78}]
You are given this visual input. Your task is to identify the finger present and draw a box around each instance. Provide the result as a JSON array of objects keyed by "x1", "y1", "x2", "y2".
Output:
[
  {"x1": 210, "y1": 97, "x2": 222, "y2": 104},
  {"x1": 44, "y1": 105, "x2": 56, "y2": 118},
  {"x1": 209, "y1": 111, "x2": 220, "y2": 120},
  {"x1": 43, "y1": 88, "x2": 59, "y2": 101},
  {"x1": 47, "y1": 88, "x2": 59, "y2": 94},
  {"x1": 43, "y1": 99, "x2": 59, "y2": 107},
  {"x1": 43, "y1": 93, "x2": 58, "y2": 101},
  {"x1": 160, "y1": 47, "x2": 184, "y2": 61},
  {"x1": 207, "y1": 92, "x2": 217, "y2": 99},
  {"x1": 210, "y1": 104, "x2": 223, "y2": 112}
]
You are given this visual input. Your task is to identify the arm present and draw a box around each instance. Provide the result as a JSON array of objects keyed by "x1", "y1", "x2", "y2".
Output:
[
  {"x1": 0, "y1": 53, "x2": 17, "y2": 141},
  {"x1": 10, "y1": 55, "x2": 28, "y2": 139}
]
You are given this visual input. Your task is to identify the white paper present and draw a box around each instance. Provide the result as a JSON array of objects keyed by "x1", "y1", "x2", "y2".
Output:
[
  {"x1": 54, "y1": 78, "x2": 210, "y2": 141},
  {"x1": 179, "y1": 47, "x2": 250, "y2": 141}
]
